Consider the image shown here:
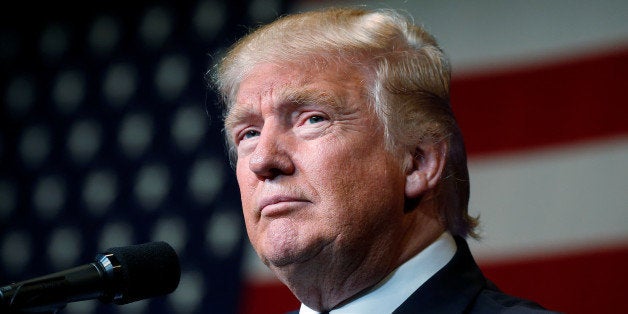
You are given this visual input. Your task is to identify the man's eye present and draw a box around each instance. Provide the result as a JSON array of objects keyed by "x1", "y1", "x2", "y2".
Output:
[
  {"x1": 243, "y1": 130, "x2": 260, "y2": 139},
  {"x1": 307, "y1": 115, "x2": 326, "y2": 124}
]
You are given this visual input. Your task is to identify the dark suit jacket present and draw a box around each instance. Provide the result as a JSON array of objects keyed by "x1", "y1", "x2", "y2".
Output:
[
  {"x1": 392, "y1": 236, "x2": 557, "y2": 313},
  {"x1": 288, "y1": 236, "x2": 558, "y2": 314}
]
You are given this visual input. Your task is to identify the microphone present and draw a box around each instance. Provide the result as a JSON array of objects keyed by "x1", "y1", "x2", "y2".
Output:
[{"x1": 0, "y1": 241, "x2": 180, "y2": 313}]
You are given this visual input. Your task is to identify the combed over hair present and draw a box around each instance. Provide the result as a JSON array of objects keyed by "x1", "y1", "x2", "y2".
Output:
[{"x1": 212, "y1": 7, "x2": 478, "y2": 238}]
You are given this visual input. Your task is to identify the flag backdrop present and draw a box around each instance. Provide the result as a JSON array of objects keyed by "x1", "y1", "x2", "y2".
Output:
[
  {"x1": 0, "y1": 1, "x2": 288, "y2": 313},
  {"x1": 2, "y1": 1, "x2": 628, "y2": 314}
]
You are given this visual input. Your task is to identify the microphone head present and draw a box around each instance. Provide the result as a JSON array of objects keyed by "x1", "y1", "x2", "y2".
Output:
[{"x1": 105, "y1": 241, "x2": 180, "y2": 304}]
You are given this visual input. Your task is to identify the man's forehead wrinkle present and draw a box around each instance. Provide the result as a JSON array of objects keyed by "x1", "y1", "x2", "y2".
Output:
[
  {"x1": 226, "y1": 64, "x2": 354, "y2": 132},
  {"x1": 281, "y1": 84, "x2": 346, "y2": 113},
  {"x1": 225, "y1": 80, "x2": 294, "y2": 132},
  {"x1": 224, "y1": 104, "x2": 256, "y2": 135}
]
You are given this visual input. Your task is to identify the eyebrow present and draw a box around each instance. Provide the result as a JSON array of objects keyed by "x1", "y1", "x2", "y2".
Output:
[
  {"x1": 225, "y1": 104, "x2": 251, "y2": 131},
  {"x1": 225, "y1": 85, "x2": 345, "y2": 134},
  {"x1": 283, "y1": 87, "x2": 343, "y2": 111}
]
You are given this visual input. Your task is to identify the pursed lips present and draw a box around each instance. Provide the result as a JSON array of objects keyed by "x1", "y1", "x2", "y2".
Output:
[{"x1": 258, "y1": 195, "x2": 309, "y2": 217}]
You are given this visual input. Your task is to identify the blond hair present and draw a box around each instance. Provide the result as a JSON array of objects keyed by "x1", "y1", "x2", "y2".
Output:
[{"x1": 212, "y1": 7, "x2": 478, "y2": 238}]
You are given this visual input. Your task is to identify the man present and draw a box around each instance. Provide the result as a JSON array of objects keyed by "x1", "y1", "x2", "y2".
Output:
[{"x1": 213, "y1": 7, "x2": 555, "y2": 314}]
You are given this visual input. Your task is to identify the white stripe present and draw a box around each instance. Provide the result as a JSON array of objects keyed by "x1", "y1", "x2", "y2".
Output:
[{"x1": 467, "y1": 136, "x2": 628, "y2": 262}]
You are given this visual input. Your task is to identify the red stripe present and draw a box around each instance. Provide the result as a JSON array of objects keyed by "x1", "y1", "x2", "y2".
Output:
[
  {"x1": 240, "y1": 244, "x2": 628, "y2": 314},
  {"x1": 239, "y1": 282, "x2": 299, "y2": 314},
  {"x1": 480, "y1": 243, "x2": 628, "y2": 314},
  {"x1": 451, "y1": 47, "x2": 628, "y2": 156}
]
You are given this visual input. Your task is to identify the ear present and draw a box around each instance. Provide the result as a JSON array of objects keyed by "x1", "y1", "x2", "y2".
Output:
[{"x1": 404, "y1": 141, "x2": 448, "y2": 199}]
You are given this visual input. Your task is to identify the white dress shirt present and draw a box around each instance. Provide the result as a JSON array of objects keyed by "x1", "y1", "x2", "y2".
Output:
[{"x1": 299, "y1": 231, "x2": 457, "y2": 314}]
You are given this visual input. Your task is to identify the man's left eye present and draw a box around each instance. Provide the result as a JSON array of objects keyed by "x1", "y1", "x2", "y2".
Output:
[{"x1": 307, "y1": 115, "x2": 326, "y2": 124}]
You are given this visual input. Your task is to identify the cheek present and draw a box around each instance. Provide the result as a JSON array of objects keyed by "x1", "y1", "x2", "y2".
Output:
[
  {"x1": 243, "y1": 213, "x2": 260, "y2": 245},
  {"x1": 236, "y1": 160, "x2": 259, "y2": 230},
  {"x1": 236, "y1": 160, "x2": 254, "y2": 200},
  {"x1": 316, "y1": 153, "x2": 405, "y2": 230}
]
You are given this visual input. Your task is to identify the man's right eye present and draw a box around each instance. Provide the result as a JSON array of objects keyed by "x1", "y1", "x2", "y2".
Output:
[{"x1": 242, "y1": 129, "x2": 260, "y2": 139}]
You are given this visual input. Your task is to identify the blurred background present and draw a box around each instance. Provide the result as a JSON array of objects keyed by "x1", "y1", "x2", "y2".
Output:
[{"x1": 0, "y1": 1, "x2": 626, "y2": 313}]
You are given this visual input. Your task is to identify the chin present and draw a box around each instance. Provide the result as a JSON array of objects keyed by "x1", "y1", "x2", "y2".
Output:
[
  {"x1": 263, "y1": 252, "x2": 300, "y2": 268},
  {"x1": 260, "y1": 238, "x2": 330, "y2": 270},
  {"x1": 260, "y1": 242, "x2": 313, "y2": 268},
  {"x1": 254, "y1": 218, "x2": 333, "y2": 268}
]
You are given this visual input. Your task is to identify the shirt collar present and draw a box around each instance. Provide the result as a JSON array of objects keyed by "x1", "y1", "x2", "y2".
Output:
[{"x1": 299, "y1": 231, "x2": 457, "y2": 314}]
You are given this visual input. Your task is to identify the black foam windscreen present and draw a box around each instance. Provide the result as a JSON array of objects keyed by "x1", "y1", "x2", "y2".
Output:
[{"x1": 106, "y1": 241, "x2": 181, "y2": 304}]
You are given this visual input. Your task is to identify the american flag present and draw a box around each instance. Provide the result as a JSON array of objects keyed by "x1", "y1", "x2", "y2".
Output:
[
  {"x1": 0, "y1": 1, "x2": 288, "y2": 313},
  {"x1": 4, "y1": 1, "x2": 628, "y2": 314}
]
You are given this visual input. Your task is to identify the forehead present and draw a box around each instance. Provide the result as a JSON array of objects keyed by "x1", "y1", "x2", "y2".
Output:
[
  {"x1": 225, "y1": 61, "x2": 369, "y2": 125},
  {"x1": 235, "y1": 63, "x2": 308, "y2": 102},
  {"x1": 237, "y1": 61, "x2": 362, "y2": 98}
]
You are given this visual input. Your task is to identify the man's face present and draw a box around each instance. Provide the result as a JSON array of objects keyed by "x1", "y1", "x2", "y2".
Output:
[{"x1": 227, "y1": 62, "x2": 410, "y2": 272}]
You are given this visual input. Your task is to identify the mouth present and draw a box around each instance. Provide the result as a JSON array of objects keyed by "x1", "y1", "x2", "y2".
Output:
[{"x1": 258, "y1": 196, "x2": 310, "y2": 217}]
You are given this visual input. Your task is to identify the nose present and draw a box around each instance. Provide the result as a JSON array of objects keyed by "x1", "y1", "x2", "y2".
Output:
[{"x1": 249, "y1": 126, "x2": 295, "y2": 180}]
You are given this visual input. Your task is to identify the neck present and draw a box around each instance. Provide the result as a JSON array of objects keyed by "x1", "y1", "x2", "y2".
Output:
[{"x1": 271, "y1": 209, "x2": 445, "y2": 311}]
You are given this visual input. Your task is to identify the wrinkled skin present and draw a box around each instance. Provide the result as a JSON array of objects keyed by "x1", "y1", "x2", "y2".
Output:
[{"x1": 226, "y1": 61, "x2": 445, "y2": 311}]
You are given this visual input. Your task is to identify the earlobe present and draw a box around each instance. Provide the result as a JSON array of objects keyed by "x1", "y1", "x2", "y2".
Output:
[
  {"x1": 405, "y1": 169, "x2": 428, "y2": 199},
  {"x1": 404, "y1": 141, "x2": 448, "y2": 199}
]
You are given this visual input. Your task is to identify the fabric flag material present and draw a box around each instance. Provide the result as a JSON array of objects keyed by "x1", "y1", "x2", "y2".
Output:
[{"x1": 0, "y1": 1, "x2": 289, "y2": 313}]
